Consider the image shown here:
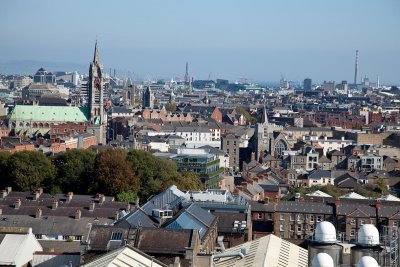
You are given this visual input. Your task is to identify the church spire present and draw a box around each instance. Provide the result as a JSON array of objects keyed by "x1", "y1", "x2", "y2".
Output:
[
  {"x1": 93, "y1": 40, "x2": 100, "y2": 63},
  {"x1": 262, "y1": 105, "x2": 269, "y2": 124}
]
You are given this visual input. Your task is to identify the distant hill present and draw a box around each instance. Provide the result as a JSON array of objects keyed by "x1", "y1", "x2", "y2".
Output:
[{"x1": 0, "y1": 60, "x2": 89, "y2": 75}]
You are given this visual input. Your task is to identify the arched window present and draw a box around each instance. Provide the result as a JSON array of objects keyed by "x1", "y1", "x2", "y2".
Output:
[{"x1": 274, "y1": 139, "x2": 287, "y2": 156}]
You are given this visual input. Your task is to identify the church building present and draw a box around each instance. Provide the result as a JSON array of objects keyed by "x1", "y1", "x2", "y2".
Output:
[
  {"x1": 7, "y1": 42, "x2": 106, "y2": 144},
  {"x1": 252, "y1": 107, "x2": 289, "y2": 161}
]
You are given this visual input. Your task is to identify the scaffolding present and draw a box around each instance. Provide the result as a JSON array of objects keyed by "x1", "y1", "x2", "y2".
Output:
[{"x1": 381, "y1": 225, "x2": 399, "y2": 267}]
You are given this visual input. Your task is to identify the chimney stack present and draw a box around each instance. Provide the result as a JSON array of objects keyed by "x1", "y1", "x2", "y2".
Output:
[
  {"x1": 114, "y1": 209, "x2": 120, "y2": 221},
  {"x1": 34, "y1": 190, "x2": 40, "y2": 201},
  {"x1": 14, "y1": 199, "x2": 21, "y2": 209},
  {"x1": 1, "y1": 190, "x2": 7, "y2": 198},
  {"x1": 250, "y1": 152, "x2": 255, "y2": 161},
  {"x1": 6, "y1": 187, "x2": 12, "y2": 194},
  {"x1": 126, "y1": 203, "x2": 132, "y2": 213},
  {"x1": 375, "y1": 199, "x2": 381, "y2": 218},
  {"x1": 241, "y1": 182, "x2": 248, "y2": 189},
  {"x1": 274, "y1": 195, "x2": 280, "y2": 203},
  {"x1": 37, "y1": 187, "x2": 43, "y2": 195},
  {"x1": 135, "y1": 197, "x2": 140, "y2": 208},
  {"x1": 89, "y1": 201, "x2": 95, "y2": 212},
  {"x1": 67, "y1": 192, "x2": 73, "y2": 202},
  {"x1": 334, "y1": 197, "x2": 340, "y2": 216},
  {"x1": 99, "y1": 194, "x2": 105, "y2": 204},
  {"x1": 75, "y1": 209, "x2": 81, "y2": 220},
  {"x1": 36, "y1": 208, "x2": 42, "y2": 219},
  {"x1": 52, "y1": 199, "x2": 58, "y2": 210}
]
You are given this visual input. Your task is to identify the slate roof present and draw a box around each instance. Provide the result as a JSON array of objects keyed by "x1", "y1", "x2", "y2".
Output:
[
  {"x1": 164, "y1": 203, "x2": 216, "y2": 240},
  {"x1": 114, "y1": 208, "x2": 156, "y2": 228},
  {"x1": 308, "y1": 170, "x2": 331, "y2": 180},
  {"x1": 212, "y1": 211, "x2": 247, "y2": 233},
  {"x1": 259, "y1": 184, "x2": 279, "y2": 192},
  {"x1": 141, "y1": 185, "x2": 185, "y2": 215},
  {"x1": 319, "y1": 155, "x2": 332, "y2": 163},
  {"x1": 137, "y1": 228, "x2": 194, "y2": 255},
  {"x1": 334, "y1": 173, "x2": 358, "y2": 189}
]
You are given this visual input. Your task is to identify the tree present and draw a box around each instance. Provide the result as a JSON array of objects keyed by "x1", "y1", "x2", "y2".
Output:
[
  {"x1": 93, "y1": 149, "x2": 139, "y2": 196},
  {"x1": 173, "y1": 171, "x2": 203, "y2": 191},
  {"x1": 236, "y1": 107, "x2": 257, "y2": 125},
  {"x1": 116, "y1": 190, "x2": 137, "y2": 202},
  {"x1": 0, "y1": 151, "x2": 11, "y2": 188},
  {"x1": 165, "y1": 103, "x2": 177, "y2": 112},
  {"x1": 53, "y1": 149, "x2": 96, "y2": 194},
  {"x1": 6, "y1": 151, "x2": 55, "y2": 192}
]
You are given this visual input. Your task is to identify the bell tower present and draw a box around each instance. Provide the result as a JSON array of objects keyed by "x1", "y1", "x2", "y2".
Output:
[
  {"x1": 88, "y1": 40, "x2": 104, "y2": 124},
  {"x1": 87, "y1": 41, "x2": 105, "y2": 144}
]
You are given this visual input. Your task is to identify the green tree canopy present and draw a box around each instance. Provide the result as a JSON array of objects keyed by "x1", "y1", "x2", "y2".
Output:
[
  {"x1": 93, "y1": 149, "x2": 139, "y2": 196},
  {"x1": 236, "y1": 107, "x2": 257, "y2": 125},
  {"x1": 6, "y1": 151, "x2": 55, "y2": 191},
  {"x1": 0, "y1": 151, "x2": 11, "y2": 188},
  {"x1": 164, "y1": 103, "x2": 177, "y2": 112},
  {"x1": 53, "y1": 149, "x2": 96, "y2": 194}
]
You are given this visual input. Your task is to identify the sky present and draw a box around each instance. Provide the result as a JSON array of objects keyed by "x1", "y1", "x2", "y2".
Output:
[{"x1": 1, "y1": 0, "x2": 399, "y2": 84}]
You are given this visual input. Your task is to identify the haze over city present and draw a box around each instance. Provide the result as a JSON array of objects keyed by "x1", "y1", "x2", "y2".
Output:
[{"x1": 1, "y1": 0, "x2": 399, "y2": 83}]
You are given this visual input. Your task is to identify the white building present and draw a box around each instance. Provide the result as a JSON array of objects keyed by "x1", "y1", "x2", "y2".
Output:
[
  {"x1": 0, "y1": 228, "x2": 43, "y2": 267},
  {"x1": 315, "y1": 136, "x2": 354, "y2": 155}
]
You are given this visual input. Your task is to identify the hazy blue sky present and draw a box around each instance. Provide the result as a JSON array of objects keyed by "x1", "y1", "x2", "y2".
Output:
[{"x1": 1, "y1": 0, "x2": 399, "y2": 83}]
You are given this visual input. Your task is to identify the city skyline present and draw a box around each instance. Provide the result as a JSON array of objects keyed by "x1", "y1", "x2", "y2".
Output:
[{"x1": 1, "y1": 0, "x2": 399, "y2": 83}]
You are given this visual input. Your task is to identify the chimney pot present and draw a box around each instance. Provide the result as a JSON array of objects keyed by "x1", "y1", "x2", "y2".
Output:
[
  {"x1": 34, "y1": 191, "x2": 40, "y2": 201},
  {"x1": 99, "y1": 194, "x2": 105, "y2": 204},
  {"x1": 36, "y1": 208, "x2": 42, "y2": 219},
  {"x1": 67, "y1": 192, "x2": 73, "y2": 202},
  {"x1": 14, "y1": 199, "x2": 21, "y2": 209},
  {"x1": 52, "y1": 199, "x2": 58, "y2": 210},
  {"x1": 89, "y1": 201, "x2": 95, "y2": 211},
  {"x1": 114, "y1": 209, "x2": 120, "y2": 220},
  {"x1": 75, "y1": 209, "x2": 81, "y2": 220}
]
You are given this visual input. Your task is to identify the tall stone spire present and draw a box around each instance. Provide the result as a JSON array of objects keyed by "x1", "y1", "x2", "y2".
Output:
[
  {"x1": 93, "y1": 40, "x2": 100, "y2": 64},
  {"x1": 262, "y1": 105, "x2": 269, "y2": 124}
]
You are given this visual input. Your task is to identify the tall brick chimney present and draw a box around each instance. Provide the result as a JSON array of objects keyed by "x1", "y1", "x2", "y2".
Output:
[
  {"x1": 375, "y1": 199, "x2": 381, "y2": 218},
  {"x1": 334, "y1": 197, "x2": 340, "y2": 216},
  {"x1": 114, "y1": 209, "x2": 120, "y2": 221}
]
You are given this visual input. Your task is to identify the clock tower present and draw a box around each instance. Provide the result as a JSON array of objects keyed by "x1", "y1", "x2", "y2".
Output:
[{"x1": 87, "y1": 41, "x2": 105, "y2": 144}]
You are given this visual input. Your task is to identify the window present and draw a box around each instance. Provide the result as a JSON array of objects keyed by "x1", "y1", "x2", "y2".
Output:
[
  {"x1": 280, "y1": 224, "x2": 285, "y2": 232},
  {"x1": 310, "y1": 215, "x2": 314, "y2": 222},
  {"x1": 111, "y1": 232, "x2": 123, "y2": 240},
  {"x1": 360, "y1": 220, "x2": 365, "y2": 226},
  {"x1": 350, "y1": 229, "x2": 355, "y2": 237},
  {"x1": 267, "y1": 213, "x2": 273, "y2": 220},
  {"x1": 257, "y1": 213, "x2": 263, "y2": 220},
  {"x1": 350, "y1": 219, "x2": 356, "y2": 225},
  {"x1": 290, "y1": 213, "x2": 295, "y2": 221},
  {"x1": 289, "y1": 224, "x2": 294, "y2": 232},
  {"x1": 394, "y1": 221, "x2": 398, "y2": 227},
  {"x1": 317, "y1": 216, "x2": 322, "y2": 222},
  {"x1": 297, "y1": 225, "x2": 302, "y2": 232},
  {"x1": 280, "y1": 214, "x2": 284, "y2": 221},
  {"x1": 35, "y1": 234, "x2": 43, "y2": 239},
  {"x1": 297, "y1": 214, "x2": 303, "y2": 222}
]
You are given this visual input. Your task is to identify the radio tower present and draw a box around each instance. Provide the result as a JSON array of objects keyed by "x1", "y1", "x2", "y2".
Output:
[{"x1": 354, "y1": 50, "x2": 359, "y2": 85}]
